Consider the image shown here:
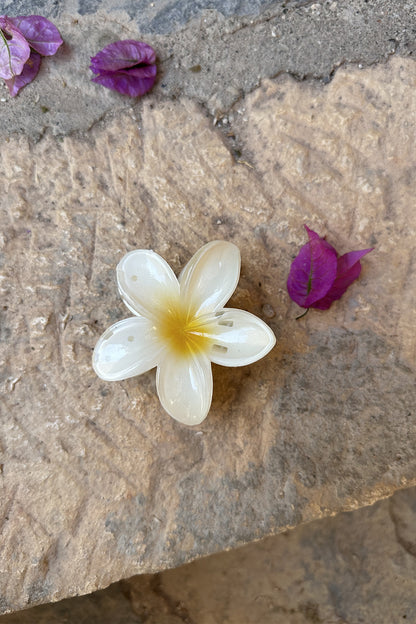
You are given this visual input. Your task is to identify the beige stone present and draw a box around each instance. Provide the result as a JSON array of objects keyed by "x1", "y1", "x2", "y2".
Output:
[{"x1": 0, "y1": 56, "x2": 415, "y2": 613}]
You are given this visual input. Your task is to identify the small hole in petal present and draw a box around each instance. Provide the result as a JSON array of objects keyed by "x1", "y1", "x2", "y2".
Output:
[
  {"x1": 218, "y1": 320, "x2": 233, "y2": 327},
  {"x1": 131, "y1": 275, "x2": 138, "y2": 282},
  {"x1": 127, "y1": 336, "x2": 134, "y2": 342},
  {"x1": 212, "y1": 344, "x2": 228, "y2": 353}
]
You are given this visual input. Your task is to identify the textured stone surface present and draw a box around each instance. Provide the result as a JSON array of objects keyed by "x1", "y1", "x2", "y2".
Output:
[
  {"x1": 2, "y1": 0, "x2": 416, "y2": 138},
  {"x1": 1, "y1": 56, "x2": 416, "y2": 613},
  {"x1": 128, "y1": 487, "x2": 416, "y2": 624},
  {"x1": 0, "y1": 581, "x2": 140, "y2": 624},
  {"x1": 2, "y1": 486, "x2": 416, "y2": 623}
]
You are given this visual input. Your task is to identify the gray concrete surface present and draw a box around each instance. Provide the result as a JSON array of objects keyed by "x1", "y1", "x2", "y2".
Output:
[{"x1": 0, "y1": 1, "x2": 416, "y2": 139}]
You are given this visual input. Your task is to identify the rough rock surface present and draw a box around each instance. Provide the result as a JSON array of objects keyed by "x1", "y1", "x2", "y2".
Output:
[
  {"x1": 1, "y1": 56, "x2": 416, "y2": 613},
  {"x1": 2, "y1": 486, "x2": 416, "y2": 623}
]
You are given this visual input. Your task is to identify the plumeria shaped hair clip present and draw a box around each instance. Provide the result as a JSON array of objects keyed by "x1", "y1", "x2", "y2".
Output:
[{"x1": 93, "y1": 241, "x2": 276, "y2": 426}]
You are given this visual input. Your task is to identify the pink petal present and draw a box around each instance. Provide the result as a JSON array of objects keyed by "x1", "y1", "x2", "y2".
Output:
[
  {"x1": 8, "y1": 15, "x2": 62, "y2": 56},
  {"x1": 91, "y1": 64, "x2": 157, "y2": 97},
  {"x1": 311, "y1": 248, "x2": 373, "y2": 310},
  {"x1": 287, "y1": 225, "x2": 338, "y2": 308},
  {"x1": 4, "y1": 49, "x2": 41, "y2": 96},
  {"x1": 0, "y1": 16, "x2": 30, "y2": 79},
  {"x1": 90, "y1": 40, "x2": 156, "y2": 73}
]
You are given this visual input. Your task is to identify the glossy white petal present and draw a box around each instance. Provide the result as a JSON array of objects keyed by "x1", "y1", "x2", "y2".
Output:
[
  {"x1": 93, "y1": 317, "x2": 165, "y2": 381},
  {"x1": 179, "y1": 241, "x2": 240, "y2": 316},
  {"x1": 156, "y1": 352, "x2": 213, "y2": 425},
  {"x1": 208, "y1": 308, "x2": 276, "y2": 367},
  {"x1": 117, "y1": 250, "x2": 180, "y2": 319}
]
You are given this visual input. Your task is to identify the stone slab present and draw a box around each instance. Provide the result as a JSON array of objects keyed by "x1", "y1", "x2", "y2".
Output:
[
  {"x1": 1, "y1": 56, "x2": 416, "y2": 613},
  {"x1": 2, "y1": 486, "x2": 416, "y2": 623}
]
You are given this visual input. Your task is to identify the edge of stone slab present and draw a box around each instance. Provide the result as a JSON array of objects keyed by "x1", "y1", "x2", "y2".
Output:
[{"x1": 2, "y1": 482, "x2": 415, "y2": 617}]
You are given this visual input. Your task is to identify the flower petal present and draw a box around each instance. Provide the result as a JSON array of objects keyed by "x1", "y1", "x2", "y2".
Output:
[
  {"x1": 311, "y1": 248, "x2": 373, "y2": 310},
  {"x1": 207, "y1": 308, "x2": 276, "y2": 366},
  {"x1": 90, "y1": 40, "x2": 156, "y2": 73},
  {"x1": 0, "y1": 17, "x2": 30, "y2": 79},
  {"x1": 5, "y1": 49, "x2": 41, "y2": 96},
  {"x1": 156, "y1": 352, "x2": 212, "y2": 425},
  {"x1": 91, "y1": 64, "x2": 156, "y2": 97},
  {"x1": 287, "y1": 225, "x2": 338, "y2": 308},
  {"x1": 179, "y1": 241, "x2": 241, "y2": 316},
  {"x1": 117, "y1": 250, "x2": 180, "y2": 319},
  {"x1": 8, "y1": 15, "x2": 63, "y2": 56},
  {"x1": 93, "y1": 317, "x2": 164, "y2": 381}
]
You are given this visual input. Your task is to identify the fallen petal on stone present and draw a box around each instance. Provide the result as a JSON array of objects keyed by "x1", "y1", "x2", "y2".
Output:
[
  {"x1": 90, "y1": 40, "x2": 157, "y2": 96},
  {"x1": 287, "y1": 226, "x2": 338, "y2": 308},
  {"x1": 90, "y1": 40, "x2": 156, "y2": 72},
  {"x1": 8, "y1": 15, "x2": 63, "y2": 56},
  {"x1": 91, "y1": 65, "x2": 157, "y2": 97},
  {"x1": 312, "y1": 248, "x2": 374, "y2": 310},
  {"x1": 0, "y1": 16, "x2": 30, "y2": 79},
  {"x1": 4, "y1": 48, "x2": 41, "y2": 96}
]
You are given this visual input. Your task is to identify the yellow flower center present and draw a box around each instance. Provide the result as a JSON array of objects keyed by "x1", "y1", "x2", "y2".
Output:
[{"x1": 155, "y1": 299, "x2": 214, "y2": 359}]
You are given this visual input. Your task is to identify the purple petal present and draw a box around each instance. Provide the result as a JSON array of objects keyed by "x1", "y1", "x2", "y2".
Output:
[
  {"x1": 311, "y1": 248, "x2": 373, "y2": 310},
  {"x1": 91, "y1": 64, "x2": 157, "y2": 97},
  {"x1": 4, "y1": 49, "x2": 41, "y2": 96},
  {"x1": 304, "y1": 225, "x2": 320, "y2": 241},
  {"x1": 8, "y1": 15, "x2": 63, "y2": 56},
  {"x1": 111, "y1": 64, "x2": 157, "y2": 79},
  {"x1": 287, "y1": 226, "x2": 338, "y2": 308},
  {"x1": 90, "y1": 40, "x2": 156, "y2": 73},
  {"x1": 0, "y1": 16, "x2": 30, "y2": 79}
]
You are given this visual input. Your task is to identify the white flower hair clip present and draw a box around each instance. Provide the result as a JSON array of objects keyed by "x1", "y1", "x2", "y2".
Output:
[{"x1": 93, "y1": 241, "x2": 276, "y2": 426}]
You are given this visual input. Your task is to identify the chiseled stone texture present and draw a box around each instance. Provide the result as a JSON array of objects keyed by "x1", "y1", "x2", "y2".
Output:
[
  {"x1": 2, "y1": 486, "x2": 416, "y2": 623},
  {"x1": 0, "y1": 56, "x2": 416, "y2": 612}
]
